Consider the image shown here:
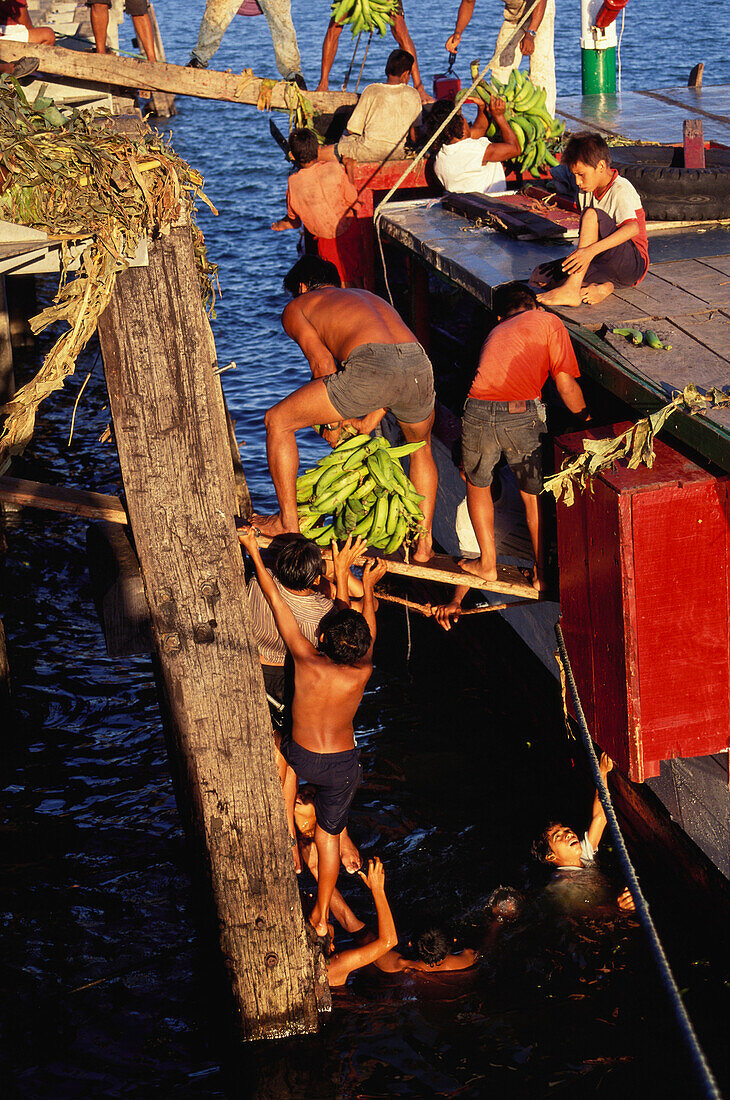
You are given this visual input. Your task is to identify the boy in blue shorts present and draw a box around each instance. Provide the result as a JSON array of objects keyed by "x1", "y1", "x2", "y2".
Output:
[{"x1": 239, "y1": 528, "x2": 385, "y2": 938}]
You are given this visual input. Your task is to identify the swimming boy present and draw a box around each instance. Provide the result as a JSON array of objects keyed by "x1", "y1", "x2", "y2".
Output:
[
  {"x1": 272, "y1": 127, "x2": 366, "y2": 288},
  {"x1": 319, "y1": 49, "x2": 422, "y2": 166},
  {"x1": 257, "y1": 254, "x2": 438, "y2": 562},
  {"x1": 535, "y1": 132, "x2": 649, "y2": 307},
  {"x1": 327, "y1": 857, "x2": 399, "y2": 987},
  {"x1": 532, "y1": 752, "x2": 635, "y2": 912},
  {"x1": 374, "y1": 920, "x2": 478, "y2": 974},
  {"x1": 240, "y1": 526, "x2": 385, "y2": 937},
  {"x1": 458, "y1": 281, "x2": 589, "y2": 591}
]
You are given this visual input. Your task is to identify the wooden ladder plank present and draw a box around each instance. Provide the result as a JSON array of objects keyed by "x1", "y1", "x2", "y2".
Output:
[
  {"x1": 0, "y1": 475, "x2": 128, "y2": 523},
  {"x1": 0, "y1": 41, "x2": 357, "y2": 111}
]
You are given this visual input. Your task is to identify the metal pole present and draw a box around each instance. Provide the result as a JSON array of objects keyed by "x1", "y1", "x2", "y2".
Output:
[{"x1": 580, "y1": 0, "x2": 617, "y2": 94}]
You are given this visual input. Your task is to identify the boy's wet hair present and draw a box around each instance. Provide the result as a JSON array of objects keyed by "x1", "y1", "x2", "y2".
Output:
[
  {"x1": 531, "y1": 821, "x2": 561, "y2": 863},
  {"x1": 275, "y1": 536, "x2": 323, "y2": 591},
  {"x1": 492, "y1": 281, "x2": 538, "y2": 319},
  {"x1": 563, "y1": 132, "x2": 612, "y2": 171},
  {"x1": 319, "y1": 609, "x2": 371, "y2": 665},
  {"x1": 412, "y1": 923, "x2": 452, "y2": 966},
  {"x1": 385, "y1": 48, "x2": 414, "y2": 77},
  {"x1": 487, "y1": 885, "x2": 523, "y2": 921},
  {"x1": 289, "y1": 127, "x2": 319, "y2": 168},
  {"x1": 283, "y1": 255, "x2": 342, "y2": 296}
]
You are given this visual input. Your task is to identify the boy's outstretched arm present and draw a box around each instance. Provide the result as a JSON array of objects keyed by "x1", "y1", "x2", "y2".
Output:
[
  {"x1": 331, "y1": 535, "x2": 368, "y2": 609},
  {"x1": 239, "y1": 526, "x2": 317, "y2": 661},
  {"x1": 326, "y1": 858, "x2": 398, "y2": 987},
  {"x1": 361, "y1": 558, "x2": 387, "y2": 655},
  {"x1": 587, "y1": 752, "x2": 613, "y2": 852}
]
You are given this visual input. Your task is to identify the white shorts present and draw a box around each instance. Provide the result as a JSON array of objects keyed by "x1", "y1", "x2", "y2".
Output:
[{"x1": 0, "y1": 25, "x2": 30, "y2": 41}]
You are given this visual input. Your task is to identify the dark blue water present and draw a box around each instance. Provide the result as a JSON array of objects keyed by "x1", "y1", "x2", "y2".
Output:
[{"x1": 1, "y1": 3, "x2": 729, "y2": 1097}]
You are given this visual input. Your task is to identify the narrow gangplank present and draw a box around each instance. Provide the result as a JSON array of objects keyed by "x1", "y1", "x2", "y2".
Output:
[{"x1": 0, "y1": 42, "x2": 357, "y2": 111}]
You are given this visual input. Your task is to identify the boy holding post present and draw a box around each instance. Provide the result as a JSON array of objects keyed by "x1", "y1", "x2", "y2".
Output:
[{"x1": 239, "y1": 527, "x2": 385, "y2": 938}]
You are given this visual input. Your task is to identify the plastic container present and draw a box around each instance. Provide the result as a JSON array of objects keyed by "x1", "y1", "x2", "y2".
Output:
[{"x1": 595, "y1": 0, "x2": 630, "y2": 29}]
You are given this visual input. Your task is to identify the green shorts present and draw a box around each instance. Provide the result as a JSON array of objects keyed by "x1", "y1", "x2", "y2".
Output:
[{"x1": 324, "y1": 341, "x2": 434, "y2": 425}]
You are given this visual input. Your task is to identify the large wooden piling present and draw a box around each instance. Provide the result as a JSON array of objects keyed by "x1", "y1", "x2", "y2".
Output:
[{"x1": 97, "y1": 223, "x2": 325, "y2": 1037}]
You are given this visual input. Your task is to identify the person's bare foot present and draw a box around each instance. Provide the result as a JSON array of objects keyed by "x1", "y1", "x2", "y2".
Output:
[
  {"x1": 309, "y1": 907, "x2": 328, "y2": 938},
  {"x1": 537, "y1": 285, "x2": 583, "y2": 307},
  {"x1": 315, "y1": 80, "x2": 328, "y2": 92},
  {"x1": 459, "y1": 557, "x2": 498, "y2": 583},
  {"x1": 339, "y1": 831, "x2": 361, "y2": 874},
  {"x1": 532, "y1": 565, "x2": 547, "y2": 593},
  {"x1": 412, "y1": 531, "x2": 433, "y2": 563},
  {"x1": 581, "y1": 281, "x2": 614, "y2": 305},
  {"x1": 292, "y1": 836, "x2": 302, "y2": 874},
  {"x1": 250, "y1": 511, "x2": 297, "y2": 537}
]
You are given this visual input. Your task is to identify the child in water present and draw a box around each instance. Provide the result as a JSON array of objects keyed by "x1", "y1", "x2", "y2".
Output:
[{"x1": 532, "y1": 753, "x2": 635, "y2": 913}]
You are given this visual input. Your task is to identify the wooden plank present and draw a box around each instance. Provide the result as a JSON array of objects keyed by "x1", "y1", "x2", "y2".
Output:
[
  {"x1": 0, "y1": 276, "x2": 13, "y2": 405},
  {"x1": 637, "y1": 87, "x2": 730, "y2": 128},
  {"x1": 0, "y1": 475, "x2": 128, "y2": 523},
  {"x1": 611, "y1": 270, "x2": 710, "y2": 315},
  {"x1": 683, "y1": 119, "x2": 705, "y2": 169},
  {"x1": 601, "y1": 322, "x2": 730, "y2": 396},
  {"x1": 667, "y1": 310, "x2": 730, "y2": 363},
  {"x1": 651, "y1": 260, "x2": 730, "y2": 308},
  {"x1": 0, "y1": 41, "x2": 357, "y2": 112},
  {"x1": 698, "y1": 254, "x2": 730, "y2": 277},
  {"x1": 97, "y1": 224, "x2": 322, "y2": 1038}
]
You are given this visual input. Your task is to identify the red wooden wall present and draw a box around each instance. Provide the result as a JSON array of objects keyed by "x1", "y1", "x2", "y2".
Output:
[{"x1": 556, "y1": 424, "x2": 730, "y2": 780}]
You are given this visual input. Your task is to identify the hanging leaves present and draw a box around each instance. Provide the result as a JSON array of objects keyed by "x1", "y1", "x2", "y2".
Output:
[
  {"x1": 543, "y1": 386, "x2": 730, "y2": 505},
  {"x1": 0, "y1": 78, "x2": 218, "y2": 473}
]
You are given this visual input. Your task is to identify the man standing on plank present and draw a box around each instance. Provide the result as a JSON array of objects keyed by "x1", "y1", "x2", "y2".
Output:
[
  {"x1": 317, "y1": 1, "x2": 431, "y2": 105},
  {"x1": 445, "y1": 0, "x2": 556, "y2": 116},
  {"x1": 188, "y1": 0, "x2": 305, "y2": 85},
  {"x1": 256, "y1": 255, "x2": 437, "y2": 563},
  {"x1": 87, "y1": 0, "x2": 156, "y2": 65}
]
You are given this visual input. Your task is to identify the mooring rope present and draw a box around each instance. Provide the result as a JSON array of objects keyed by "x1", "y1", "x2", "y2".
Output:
[
  {"x1": 342, "y1": 31, "x2": 362, "y2": 91},
  {"x1": 354, "y1": 30, "x2": 373, "y2": 94},
  {"x1": 554, "y1": 622, "x2": 722, "y2": 1100}
]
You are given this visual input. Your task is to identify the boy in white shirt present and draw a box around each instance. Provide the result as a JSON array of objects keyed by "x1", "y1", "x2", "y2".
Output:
[{"x1": 432, "y1": 94, "x2": 520, "y2": 195}]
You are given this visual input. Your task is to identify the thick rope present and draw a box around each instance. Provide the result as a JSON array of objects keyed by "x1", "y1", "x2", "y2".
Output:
[
  {"x1": 554, "y1": 622, "x2": 722, "y2": 1100},
  {"x1": 354, "y1": 31, "x2": 373, "y2": 94},
  {"x1": 342, "y1": 31, "x2": 362, "y2": 92}
]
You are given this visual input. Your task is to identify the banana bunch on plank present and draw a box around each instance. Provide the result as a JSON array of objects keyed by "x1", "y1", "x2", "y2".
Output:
[
  {"x1": 469, "y1": 62, "x2": 564, "y2": 178},
  {"x1": 296, "y1": 434, "x2": 426, "y2": 551},
  {"x1": 330, "y1": 0, "x2": 399, "y2": 36}
]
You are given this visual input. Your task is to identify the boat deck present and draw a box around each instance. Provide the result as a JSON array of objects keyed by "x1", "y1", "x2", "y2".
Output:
[{"x1": 556, "y1": 84, "x2": 730, "y2": 146}]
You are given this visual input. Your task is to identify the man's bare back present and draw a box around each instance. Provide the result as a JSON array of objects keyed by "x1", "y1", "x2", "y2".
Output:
[
  {"x1": 290, "y1": 649, "x2": 372, "y2": 754},
  {"x1": 282, "y1": 286, "x2": 418, "y2": 370}
]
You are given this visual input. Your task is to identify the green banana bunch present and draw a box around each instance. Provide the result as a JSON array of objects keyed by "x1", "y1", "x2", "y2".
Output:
[
  {"x1": 330, "y1": 0, "x2": 399, "y2": 36},
  {"x1": 469, "y1": 61, "x2": 564, "y2": 179},
  {"x1": 295, "y1": 433, "x2": 427, "y2": 552},
  {"x1": 612, "y1": 327, "x2": 672, "y2": 351}
]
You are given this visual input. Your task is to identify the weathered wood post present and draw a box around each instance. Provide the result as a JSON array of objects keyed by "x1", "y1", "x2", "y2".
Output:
[
  {"x1": 0, "y1": 276, "x2": 14, "y2": 405},
  {"x1": 97, "y1": 223, "x2": 326, "y2": 1037}
]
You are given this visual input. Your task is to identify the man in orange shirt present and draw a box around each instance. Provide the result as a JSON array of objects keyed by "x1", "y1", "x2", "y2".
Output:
[
  {"x1": 272, "y1": 127, "x2": 366, "y2": 288},
  {"x1": 458, "y1": 282, "x2": 588, "y2": 593}
]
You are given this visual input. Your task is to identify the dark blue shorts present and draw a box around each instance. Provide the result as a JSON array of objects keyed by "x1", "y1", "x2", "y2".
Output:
[
  {"x1": 461, "y1": 398, "x2": 545, "y2": 494},
  {"x1": 281, "y1": 736, "x2": 362, "y2": 835}
]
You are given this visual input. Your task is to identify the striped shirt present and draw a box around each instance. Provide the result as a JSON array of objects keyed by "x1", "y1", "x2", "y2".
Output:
[{"x1": 247, "y1": 571, "x2": 334, "y2": 666}]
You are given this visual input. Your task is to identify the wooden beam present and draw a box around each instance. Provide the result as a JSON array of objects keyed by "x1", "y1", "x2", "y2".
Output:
[
  {"x1": 97, "y1": 223, "x2": 323, "y2": 1038},
  {"x1": 0, "y1": 277, "x2": 13, "y2": 405},
  {"x1": 683, "y1": 119, "x2": 705, "y2": 169},
  {"x1": 0, "y1": 42, "x2": 357, "y2": 112},
  {"x1": 0, "y1": 475, "x2": 128, "y2": 523},
  {"x1": 147, "y1": 3, "x2": 177, "y2": 119}
]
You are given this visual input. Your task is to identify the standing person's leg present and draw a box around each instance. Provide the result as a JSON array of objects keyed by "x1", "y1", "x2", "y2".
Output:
[
  {"x1": 490, "y1": 19, "x2": 522, "y2": 87},
  {"x1": 459, "y1": 399, "x2": 501, "y2": 582},
  {"x1": 310, "y1": 826, "x2": 341, "y2": 935},
  {"x1": 529, "y1": 0, "x2": 555, "y2": 116},
  {"x1": 390, "y1": 8, "x2": 430, "y2": 103},
  {"x1": 398, "y1": 412, "x2": 437, "y2": 562},
  {"x1": 88, "y1": 1, "x2": 110, "y2": 53},
  {"x1": 259, "y1": 377, "x2": 346, "y2": 535},
  {"x1": 520, "y1": 490, "x2": 544, "y2": 590},
  {"x1": 258, "y1": 0, "x2": 302, "y2": 81},
  {"x1": 461, "y1": 481, "x2": 498, "y2": 581},
  {"x1": 317, "y1": 18, "x2": 343, "y2": 91},
  {"x1": 129, "y1": 0, "x2": 156, "y2": 63},
  {"x1": 189, "y1": 0, "x2": 241, "y2": 68}
]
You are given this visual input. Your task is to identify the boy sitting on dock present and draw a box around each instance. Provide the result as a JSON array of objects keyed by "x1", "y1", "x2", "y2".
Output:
[
  {"x1": 240, "y1": 526, "x2": 385, "y2": 938},
  {"x1": 532, "y1": 753, "x2": 636, "y2": 913},
  {"x1": 534, "y1": 132, "x2": 649, "y2": 307},
  {"x1": 459, "y1": 282, "x2": 589, "y2": 591},
  {"x1": 257, "y1": 255, "x2": 438, "y2": 562},
  {"x1": 319, "y1": 49, "x2": 422, "y2": 166},
  {"x1": 272, "y1": 127, "x2": 366, "y2": 288},
  {"x1": 430, "y1": 94, "x2": 520, "y2": 196}
]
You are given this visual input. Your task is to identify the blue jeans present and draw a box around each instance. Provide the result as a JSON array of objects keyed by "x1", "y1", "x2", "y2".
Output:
[
  {"x1": 461, "y1": 398, "x2": 545, "y2": 494},
  {"x1": 191, "y1": 0, "x2": 302, "y2": 79}
]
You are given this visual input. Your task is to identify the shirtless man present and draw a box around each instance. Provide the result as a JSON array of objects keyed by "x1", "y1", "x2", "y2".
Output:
[
  {"x1": 258, "y1": 254, "x2": 438, "y2": 562},
  {"x1": 374, "y1": 922, "x2": 478, "y2": 974},
  {"x1": 240, "y1": 527, "x2": 385, "y2": 938}
]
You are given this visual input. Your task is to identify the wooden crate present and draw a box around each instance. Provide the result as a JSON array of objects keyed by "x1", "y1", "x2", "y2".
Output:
[{"x1": 556, "y1": 424, "x2": 730, "y2": 781}]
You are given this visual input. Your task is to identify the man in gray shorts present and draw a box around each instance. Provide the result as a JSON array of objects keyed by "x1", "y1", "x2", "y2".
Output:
[
  {"x1": 87, "y1": 0, "x2": 156, "y2": 66},
  {"x1": 257, "y1": 255, "x2": 437, "y2": 562}
]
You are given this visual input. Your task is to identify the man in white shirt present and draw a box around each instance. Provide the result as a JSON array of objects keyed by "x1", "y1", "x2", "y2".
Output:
[
  {"x1": 432, "y1": 94, "x2": 519, "y2": 195},
  {"x1": 320, "y1": 49, "x2": 422, "y2": 166}
]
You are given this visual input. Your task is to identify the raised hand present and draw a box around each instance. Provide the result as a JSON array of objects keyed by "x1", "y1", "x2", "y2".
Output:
[
  {"x1": 358, "y1": 856, "x2": 385, "y2": 894},
  {"x1": 362, "y1": 557, "x2": 387, "y2": 589}
]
